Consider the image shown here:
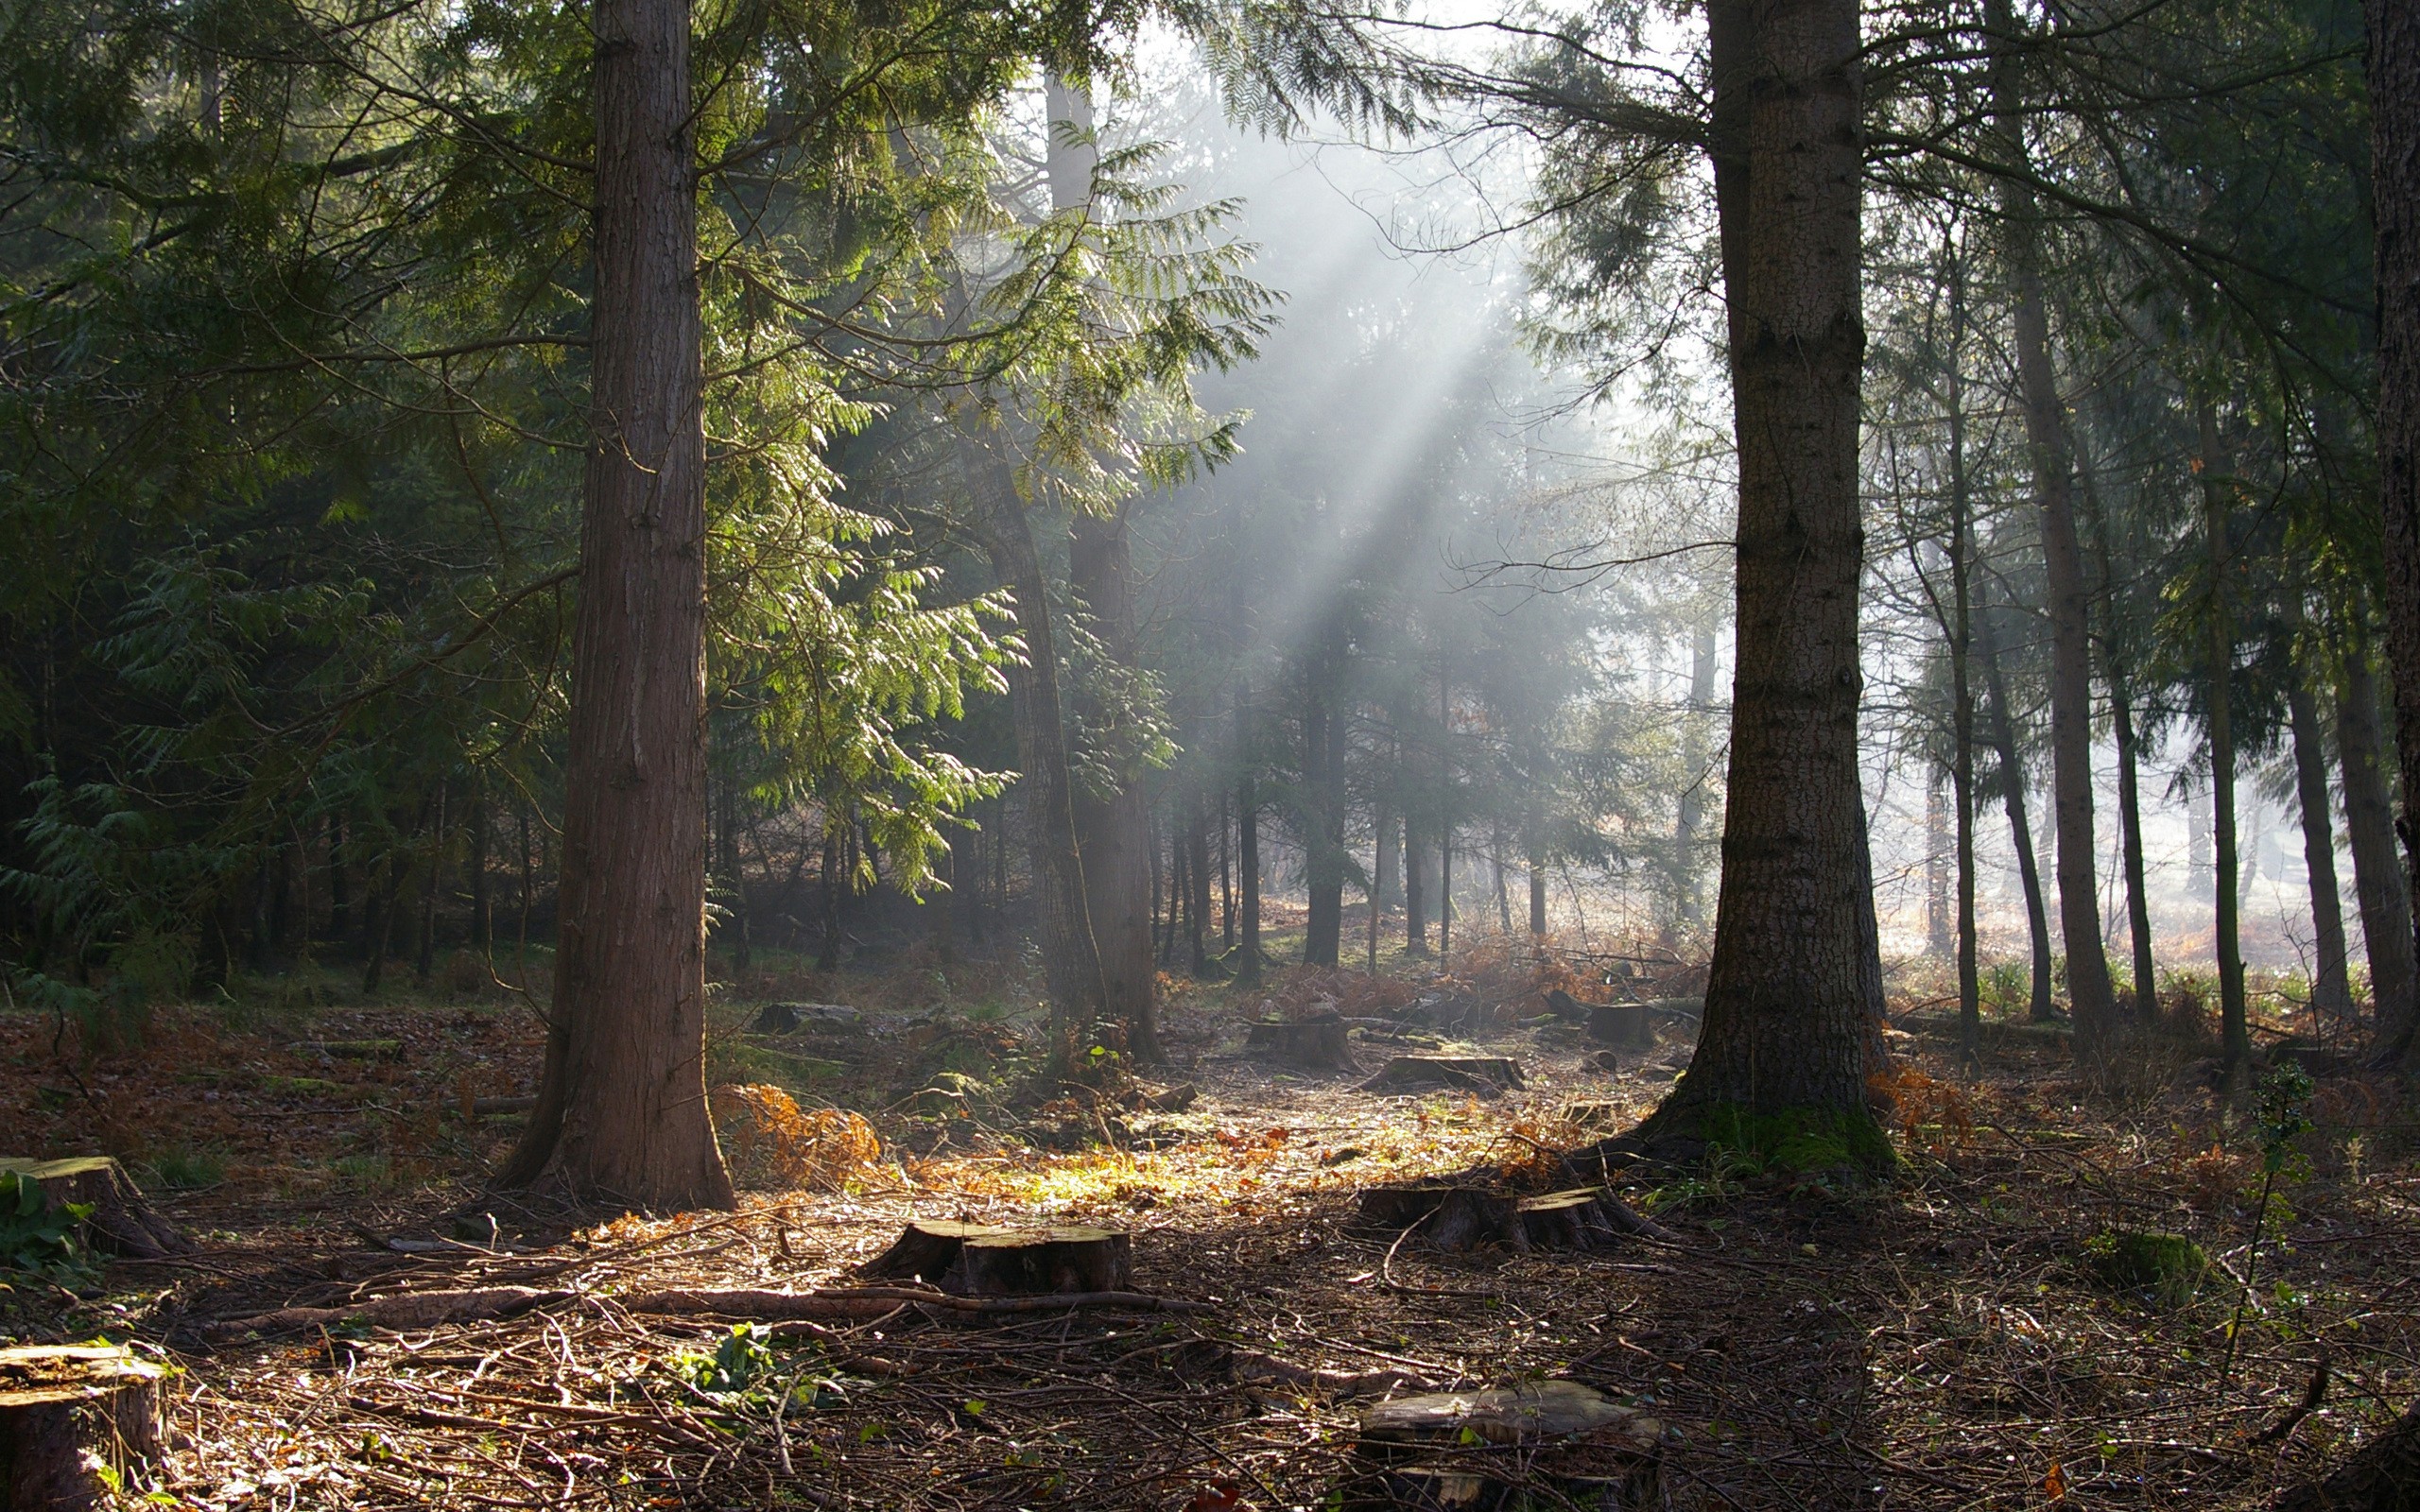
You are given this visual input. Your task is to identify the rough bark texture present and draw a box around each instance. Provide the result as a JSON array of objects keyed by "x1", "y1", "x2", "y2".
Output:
[
  {"x1": 1988, "y1": 0, "x2": 2116, "y2": 1056},
  {"x1": 497, "y1": 0, "x2": 733, "y2": 1209},
  {"x1": 2341, "y1": 633, "x2": 2419, "y2": 1054},
  {"x1": 0, "y1": 1346, "x2": 163, "y2": 1512},
  {"x1": 2289, "y1": 667, "x2": 2357, "y2": 1020},
  {"x1": 2371, "y1": 0, "x2": 2420, "y2": 1073},
  {"x1": 1656, "y1": 0, "x2": 1876, "y2": 1131}
]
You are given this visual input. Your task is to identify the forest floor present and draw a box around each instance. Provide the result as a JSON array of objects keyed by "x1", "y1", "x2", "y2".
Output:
[{"x1": 2, "y1": 931, "x2": 2416, "y2": 1510}]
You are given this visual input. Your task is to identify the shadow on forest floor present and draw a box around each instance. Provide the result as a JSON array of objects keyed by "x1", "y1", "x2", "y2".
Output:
[{"x1": 1, "y1": 940, "x2": 2415, "y2": 1509}]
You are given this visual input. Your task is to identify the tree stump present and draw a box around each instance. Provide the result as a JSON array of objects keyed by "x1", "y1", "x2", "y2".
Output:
[
  {"x1": 0, "y1": 1159, "x2": 189, "y2": 1259},
  {"x1": 1563, "y1": 1102, "x2": 1621, "y2": 1130},
  {"x1": 0, "y1": 1345, "x2": 164, "y2": 1511},
  {"x1": 1347, "y1": 1381, "x2": 1662, "y2": 1511},
  {"x1": 1360, "y1": 1185, "x2": 1626, "y2": 1254},
  {"x1": 956, "y1": 1228, "x2": 1132, "y2": 1296},
  {"x1": 857, "y1": 1219, "x2": 1019, "y2": 1285},
  {"x1": 1357, "y1": 1056, "x2": 1525, "y2": 1094},
  {"x1": 858, "y1": 1220, "x2": 1131, "y2": 1296},
  {"x1": 1247, "y1": 1016, "x2": 1355, "y2": 1070},
  {"x1": 751, "y1": 1002, "x2": 860, "y2": 1036},
  {"x1": 1587, "y1": 1004, "x2": 1654, "y2": 1049}
]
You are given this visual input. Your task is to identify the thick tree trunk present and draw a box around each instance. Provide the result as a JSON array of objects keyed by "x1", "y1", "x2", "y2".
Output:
[
  {"x1": 974, "y1": 466, "x2": 1112, "y2": 1063},
  {"x1": 496, "y1": 0, "x2": 734, "y2": 1209},
  {"x1": 1976, "y1": 586, "x2": 2056, "y2": 1022},
  {"x1": 2339, "y1": 628, "x2": 2418, "y2": 1055},
  {"x1": 1651, "y1": 0, "x2": 1878, "y2": 1138},
  {"x1": 2287, "y1": 664, "x2": 2357, "y2": 1021},
  {"x1": 2199, "y1": 401, "x2": 2253, "y2": 1078},
  {"x1": 2368, "y1": 0, "x2": 2420, "y2": 1074},
  {"x1": 1990, "y1": 0, "x2": 2116, "y2": 1056},
  {"x1": 1945, "y1": 299, "x2": 1981, "y2": 1064}
]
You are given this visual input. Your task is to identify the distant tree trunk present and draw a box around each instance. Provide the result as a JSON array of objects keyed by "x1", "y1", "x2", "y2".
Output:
[
  {"x1": 326, "y1": 815, "x2": 350, "y2": 945},
  {"x1": 469, "y1": 787, "x2": 492, "y2": 958},
  {"x1": 515, "y1": 806, "x2": 533, "y2": 972},
  {"x1": 416, "y1": 782, "x2": 446, "y2": 985},
  {"x1": 1990, "y1": 0, "x2": 2115, "y2": 1057},
  {"x1": 1186, "y1": 797, "x2": 1211, "y2": 977},
  {"x1": 1926, "y1": 770, "x2": 1951, "y2": 959},
  {"x1": 1374, "y1": 800, "x2": 1396, "y2": 917},
  {"x1": 818, "y1": 822, "x2": 842, "y2": 971},
  {"x1": 970, "y1": 458, "x2": 1112, "y2": 1064},
  {"x1": 1235, "y1": 678, "x2": 1264, "y2": 987},
  {"x1": 2199, "y1": 400, "x2": 2253, "y2": 1078},
  {"x1": 1219, "y1": 792, "x2": 1235, "y2": 951},
  {"x1": 1437, "y1": 674, "x2": 1454, "y2": 966},
  {"x1": 496, "y1": 0, "x2": 732, "y2": 1210},
  {"x1": 1404, "y1": 816, "x2": 1428, "y2": 955},
  {"x1": 1977, "y1": 583, "x2": 2056, "y2": 1022},
  {"x1": 2288, "y1": 661, "x2": 2356, "y2": 1022},
  {"x1": 1067, "y1": 508, "x2": 1163, "y2": 1060},
  {"x1": 1647, "y1": 0, "x2": 1878, "y2": 1141},
  {"x1": 2368, "y1": 0, "x2": 2420, "y2": 1074},
  {"x1": 2340, "y1": 627, "x2": 2417, "y2": 1054},
  {"x1": 1493, "y1": 830, "x2": 1512, "y2": 933},
  {"x1": 1528, "y1": 840, "x2": 1547, "y2": 936},
  {"x1": 2080, "y1": 455, "x2": 2157, "y2": 1020},
  {"x1": 1303, "y1": 653, "x2": 1343, "y2": 968},
  {"x1": 361, "y1": 851, "x2": 396, "y2": 996},
  {"x1": 714, "y1": 773, "x2": 749, "y2": 970},
  {"x1": 1943, "y1": 271, "x2": 1981, "y2": 1062}
]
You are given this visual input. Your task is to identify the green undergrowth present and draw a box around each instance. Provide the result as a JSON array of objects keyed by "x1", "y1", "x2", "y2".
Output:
[{"x1": 1648, "y1": 1100, "x2": 1898, "y2": 1181}]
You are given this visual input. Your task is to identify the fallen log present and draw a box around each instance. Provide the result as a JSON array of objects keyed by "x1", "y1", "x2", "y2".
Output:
[
  {"x1": 204, "y1": 1285, "x2": 569, "y2": 1338},
  {"x1": 1346, "y1": 1380, "x2": 1662, "y2": 1511},
  {"x1": 2273, "y1": 1395, "x2": 2420, "y2": 1512},
  {"x1": 1357, "y1": 1056, "x2": 1526, "y2": 1094},
  {"x1": 0, "y1": 1157, "x2": 191, "y2": 1258},
  {"x1": 624, "y1": 1285, "x2": 1209, "y2": 1319},
  {"x1": 0, "y1": 1345, "x2": 164, "y2": 1511}
]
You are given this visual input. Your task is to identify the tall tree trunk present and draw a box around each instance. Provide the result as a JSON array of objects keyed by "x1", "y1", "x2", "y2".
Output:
[
  {"x1": 1977, "y1": 583, "x2": 2057, "y2": 1023},
  {"x1": 1436, "y1": 674, "x2": 1454, "y2": 966},
  {"x1": 1651, "y1": 0, "x2": 1876, "y2": 1138},
  {"x1": 1404, "y1": 816, "x2": 1428, "y2": 955},
  {"x1": 1235, "y1": 678, "x2": 1263, "y2": 987},
  {"x1": 2367, "y1": 0, "x2": 2420, "y2": 1073},
  {"x1": 972, "y1": 460, "x2": 1114, "y2": 1064},
  {"x1": 1187, "y1": 796, "x2": 1211, "y2": 977},
  {"x1": 415, "y1": 780, "x2": 444, "y2": 986},
  {"x1": 2287, "y1": 662, "x2": 2356, "y2": 1022},
  {"x1": 1944, "y1": 262, "x2": 1981, "y2": 1063},
  {"x1": 326, "y1": 814, "x2": 349, "y2": 945},
  {"x1": 497, "y1": 0, "x2": 731, "y2": 1208},
  {"x1": 469, "y1": 787, "x2": 492, "y2": 959},
  {"x1": 1990, "y1": 0, "x2": 2115, "y2": 1056},
  {"x1": 1219, "y1": 792, "x2": 1235, "y2": 951},
  {"x1": 1303, "y1": 650, "x2": 1343, "y2": 967},
  {"x1": 2339, "y1": 626, "x2": 2418, "y2": 1055},
  {"x1": 1926, "y1": 769, "x2": 1951, "y2": 959},
  {"x1": 2199, "y1": 401, "x2": 2253, "y2": 1078},
  {"x1": 2079, "y1": 453, "x2": 2158, "y2": 1020}
]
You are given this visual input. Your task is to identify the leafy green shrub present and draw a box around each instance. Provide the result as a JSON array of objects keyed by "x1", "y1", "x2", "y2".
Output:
[
  {"x1": 0, "y1": 1171, "x2": 94, "y2": 1281},
  {"x1": 2083, "y1": 1228, "x2": 2206, "y2": 1304}
]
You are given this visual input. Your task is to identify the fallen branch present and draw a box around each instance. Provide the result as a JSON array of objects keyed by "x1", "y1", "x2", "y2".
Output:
[
  {"x1": 1227, "y1": 1348, "x2": 1433, "y2": 1398},
  {"x1": 622, "y1": 1286, "x2": 1211, "y2": 1319},
  {"x1": 2253, "y1": 1354, "x2": 2331, "y2": 1446},
  {"x1": 204, "y1": 1286, "x2": 570, "y2": 1338}
]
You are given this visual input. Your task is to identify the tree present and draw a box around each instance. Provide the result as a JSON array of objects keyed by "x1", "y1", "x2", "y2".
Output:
[
  {"x1": 2371, "y1": 0, "x2": 2420, "y2": 1071},
  {"x1": 496, "y1": 0, "x2": 734, "y2": 1208}
]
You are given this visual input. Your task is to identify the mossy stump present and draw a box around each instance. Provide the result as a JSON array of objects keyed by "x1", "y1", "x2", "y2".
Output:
[
  {"x1": 0, "y1": 1159, "x2": 189, "y2": 1259},
  {"x1": 2082, "y1": 1229, "x2": 2206, "y2": 1304}
]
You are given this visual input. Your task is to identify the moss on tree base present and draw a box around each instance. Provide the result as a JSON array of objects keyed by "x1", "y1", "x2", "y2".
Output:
[{"x1": 1635, "y1": 1100, "x2": 1897, "y2": 1177}]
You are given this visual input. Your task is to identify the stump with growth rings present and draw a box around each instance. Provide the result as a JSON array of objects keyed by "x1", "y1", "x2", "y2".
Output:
[
  {"x1": 860, "y1": 1220, "x2": 1132, "y2": 1296},
  {"x1": 0, "y1": 1345, "x2": 164, "y2": 1511}
]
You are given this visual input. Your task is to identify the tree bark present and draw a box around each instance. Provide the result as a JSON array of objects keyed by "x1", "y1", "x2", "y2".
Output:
[
  {"x1": 2339, "y1": 625, "x2": 2418, "y2": 1056},
  {"x1": 1650, "y1": 0, "x2": 1878, "y2": 1136},
  {"x1": 1675, "y1": 612, "x2": 1718, "y2": 928},
  {"x1": 496, "y1": 0, "x2": 734, "y2": 1209},
  {"x1": 1186, "y1": 793, "x2": 1211, "y2": 976},
  {"x1": 1943, "y1": 264, "x2": 1982, "y2": 1062},
  {"x1": 2287, "y1": 659, "x2": 2357, "y2": 1021},
  {"x1": 2199, "y1": 400, "x2": 2253, "y2": 1078},
  {"x1": 1989, "y1": 0, "x2": 2116, "y2": 1056},
  {"x1": 1976, "y1": 582, "x2": 2056, "y2": 1022},
  {"x1": 2368, "y1": 0, "x2": 2420, "y2": 1074},
  {"x1": 2080, "y1": 452, "x2": 2158, "y2": 1021}
]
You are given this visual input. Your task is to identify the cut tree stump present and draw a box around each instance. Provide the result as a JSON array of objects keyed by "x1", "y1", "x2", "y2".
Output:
[
  {"x1": 858, "y1": 1220, "x2": 1132, "y2": 1296},
  {"x1": 750, "y1": 1002, "x2": 861, "y2": 1035},
  {"x1": 0, "y1": 1345, "x2": 164, "y2": 1511},
  {"x1": 0, "y1": 1158, "x2": 189, "y2": 1259},
  {"x1": 1357, "y1": 1056, "x2": 1525, "y2": 1094},
  {"x1": 1247, "y1": 1016, "x2": 1355, "y2": 1071},
  {"x1": 1359, "y1": 1184, "x2": 1632, "y2": 1254},
  {"x1": 1588, "y1": 1003, "x2": 1654, "y2": 1049},
  {"x1": 1347, "y1": 1380, "x2": 1662, "y2": 1511}
]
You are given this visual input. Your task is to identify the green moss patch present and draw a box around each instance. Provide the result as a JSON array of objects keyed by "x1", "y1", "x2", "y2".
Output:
[
  {"x1": 1683, "y1": 1102, "x2": 1897, "y2": 1177},
  {"x1": 2082, "y1": 1229, "x2": 2206, "y2": 1304}
]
